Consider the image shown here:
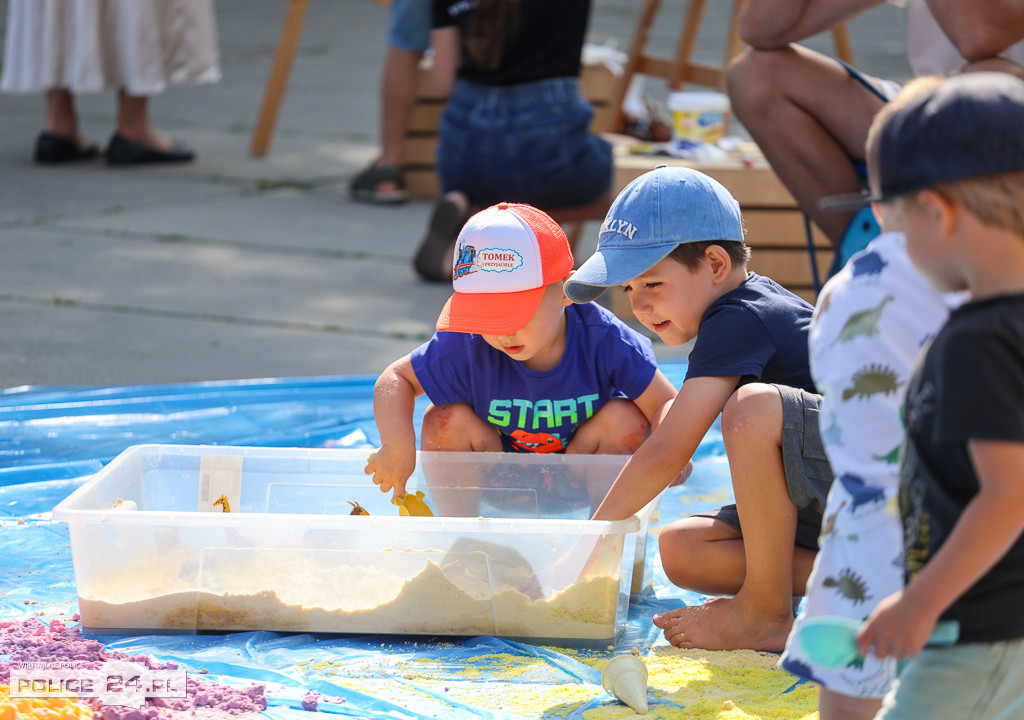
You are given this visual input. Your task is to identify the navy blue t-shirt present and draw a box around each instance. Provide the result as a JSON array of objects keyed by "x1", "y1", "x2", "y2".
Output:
[
  {"x1": 411, "y1": 302, "x2": 659, "y2": 452},
  {"x1": 686, "y1": 273, "x2": 816, "y2": 393}
]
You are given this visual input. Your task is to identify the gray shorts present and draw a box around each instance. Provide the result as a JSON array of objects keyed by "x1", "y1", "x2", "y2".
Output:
[
  {"x1": 698, "y1": 384, "x2": 834, "y2": 551},
  {"x1": 877, "y1": 639, "x2": 1024, "y2": 720}
]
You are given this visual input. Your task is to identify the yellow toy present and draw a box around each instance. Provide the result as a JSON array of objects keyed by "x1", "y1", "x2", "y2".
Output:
[
  {"x1": 394, "y1": 490, "x2": 434, "y2": 517},
  {"x1": 213, "y1": 494, "x2": 231, "y2": 513}
]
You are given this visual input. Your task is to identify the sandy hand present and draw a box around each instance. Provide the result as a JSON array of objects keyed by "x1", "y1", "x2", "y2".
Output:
[
  {"x1": 536, "y1": 534, "x2": 620, "y2": 598},
  {"x1": 364, "y1": 445, "x2": 414, "y2": 501},
  {"x1": 669, "y1": 459, "x2": 695, "y2": 487}
]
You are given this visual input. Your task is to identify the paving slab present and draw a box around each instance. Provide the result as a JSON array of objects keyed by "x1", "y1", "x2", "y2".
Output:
[
  {"x1": 0, "y1": 297, "x2": 410, "y2": 388},
  {"x1": 45, "y1": 184, "x2": 428, "y2": 255},
  {"x1": 0, "y1": 163, "x2": 242, "y2": 228},
  {"x1": 1, "y1": 226, "x2": 452, "y2": 336}
]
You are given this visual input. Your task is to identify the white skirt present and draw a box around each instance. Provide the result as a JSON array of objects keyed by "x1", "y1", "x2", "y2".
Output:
[{"x1": 1, "y1": 0, "x2": 221, "y2": 95}]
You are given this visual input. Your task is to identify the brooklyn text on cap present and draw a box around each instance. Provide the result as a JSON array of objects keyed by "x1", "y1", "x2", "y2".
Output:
[
  {"x1": 820, "y1": 72, "x2": 1024, "y2": 211},
  {"x1": 564, "y1": 165, "x2": 743, "y2": 303},
  {"x1": 436, "y1": 202, "x2": 573, "y2": 335}
]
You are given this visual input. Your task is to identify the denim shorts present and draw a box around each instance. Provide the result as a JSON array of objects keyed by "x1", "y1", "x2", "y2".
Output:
[
  {"x1": 696, "y1": 384, "x2": 834, "y2": 551},
  {"x1": 437, "y1": 77, "x2": 613, "y2": 209},
  {"x1": 387, "y1": 0, "x2": 430, "y2": 52}
]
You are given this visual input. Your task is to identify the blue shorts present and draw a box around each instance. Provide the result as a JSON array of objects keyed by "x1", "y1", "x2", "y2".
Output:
[
  {"x1": 839, "y1": 59, "x2": 901, "y2": 184},
  {"x1": 387, "y1": 0, "x2": 430, "y2": 52},
  {"x1": 838, "y1": 59, "x2": 901, "y2": 103},
  {"x1": 437, "y1": 77, "x2": 613, "y2": 209}
]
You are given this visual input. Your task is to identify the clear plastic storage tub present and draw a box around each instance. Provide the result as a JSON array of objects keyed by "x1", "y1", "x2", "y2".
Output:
[{"x1": 52, "y1": 444, "x2": 661, "y2": 645}]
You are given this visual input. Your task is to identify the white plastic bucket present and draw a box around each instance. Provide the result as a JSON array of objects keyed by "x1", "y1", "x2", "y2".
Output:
[{"x1": 667, "y1": 91, "x2": 731, "y2": 143}]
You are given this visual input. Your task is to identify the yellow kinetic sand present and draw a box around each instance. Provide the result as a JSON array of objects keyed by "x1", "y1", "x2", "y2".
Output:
[{"x1": 301, "y1": 645, "x2": 819, "y2": 719}]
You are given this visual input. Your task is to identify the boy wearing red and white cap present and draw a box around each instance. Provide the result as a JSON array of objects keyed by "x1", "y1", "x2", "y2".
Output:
[{"x1": 367, "y1": 202, "x2": 677, "y2": 502}]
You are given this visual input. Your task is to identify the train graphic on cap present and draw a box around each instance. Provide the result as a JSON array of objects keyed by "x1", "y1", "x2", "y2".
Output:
[{"x1": 454, "y1": 244, "x2": 477, "y2": 279}]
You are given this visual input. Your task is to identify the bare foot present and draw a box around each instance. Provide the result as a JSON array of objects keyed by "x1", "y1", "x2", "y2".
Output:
[{"x1": 653, "y1": 594, "x2": 793, "y2": 651}]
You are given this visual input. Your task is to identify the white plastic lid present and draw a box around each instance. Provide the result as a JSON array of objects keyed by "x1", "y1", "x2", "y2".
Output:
[{"x1": 666, "y1": 91, "x2": 730, "y2": 111}]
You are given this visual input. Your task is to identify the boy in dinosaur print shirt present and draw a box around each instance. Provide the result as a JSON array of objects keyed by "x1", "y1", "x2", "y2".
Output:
[
  {"x1": 367, "y1": 202, "x2": 677, "y2": 502},
  {"x1": 853, "y1": 73, "x2": 1024, "y2": 720},
  {"x1": 779, "y1": 231, "x2": 954, "y2": 719}
]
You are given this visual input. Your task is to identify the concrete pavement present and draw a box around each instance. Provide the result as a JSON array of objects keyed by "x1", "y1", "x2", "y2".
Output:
[{"x1": 0, "y1": 0, "x2": 912, "y2": 388}]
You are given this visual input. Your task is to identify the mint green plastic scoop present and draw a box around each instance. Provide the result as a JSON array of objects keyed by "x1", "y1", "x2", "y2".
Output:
[{"x1": 798, "y1": 615, "x2": 960, "y2": 668}]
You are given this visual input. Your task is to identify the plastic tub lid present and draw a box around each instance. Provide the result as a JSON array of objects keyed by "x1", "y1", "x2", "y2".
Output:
[{"x1": 666, "y1": 91, "x2": 730, "y2": 111}]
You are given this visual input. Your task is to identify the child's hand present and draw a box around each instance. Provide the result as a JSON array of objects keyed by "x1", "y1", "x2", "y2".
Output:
[
  {"x1": 364, "y1": 444, "x2": 415, "y2": 502},
  {"x1": 856, "y1": 590, "x2": 940, "y2": 661},
  {"x1": 668, "y1": 459, "x2": 695, "y2": 487}
]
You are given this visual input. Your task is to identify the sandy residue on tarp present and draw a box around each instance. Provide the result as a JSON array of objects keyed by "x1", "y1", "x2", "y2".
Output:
[{"x1": 303, "y1": 644, "x2": 819, "y2": 719}]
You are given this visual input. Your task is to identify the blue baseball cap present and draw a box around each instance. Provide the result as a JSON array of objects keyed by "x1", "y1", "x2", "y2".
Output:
[{"x1": 564, "y1": 166, "x2": 743, "y2": 303}]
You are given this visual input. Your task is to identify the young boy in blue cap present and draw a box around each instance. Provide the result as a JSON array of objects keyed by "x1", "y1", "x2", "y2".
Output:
[
  {"x1": 851, "y1": 72, "x2": 1024, "y2": 720},
  {"x1": 564, "y1": 165, "x2": 828, "y2": 652},
  {"x1": 368, "y1": 201, "x2": 677, "y2": 502}
]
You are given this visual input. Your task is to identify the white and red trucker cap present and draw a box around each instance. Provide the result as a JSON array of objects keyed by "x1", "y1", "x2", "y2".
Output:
[{"x1": 436, "y1": 202, "x2": 573, "y2": 335}]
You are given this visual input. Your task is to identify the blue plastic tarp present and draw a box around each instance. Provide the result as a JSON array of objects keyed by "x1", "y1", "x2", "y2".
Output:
[{"x1": 0, "y1": 362, "x2": 808, "y2": 719}]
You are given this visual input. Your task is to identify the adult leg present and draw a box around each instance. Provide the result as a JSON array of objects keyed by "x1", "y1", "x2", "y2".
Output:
[
  {"x1": 35, "y1": 88, "x2": 99, "y2": 162},
  {"x1": 413, "y1": 190, "x2": 470, "y2": 282},
  {"x1": 654, "y1": 384, "x2": 816, "y2": 651},
  {"x1": 44, "y1": 89, "x2": 82, "y2": 140},
  {"x1": 727, "y1": 45, "x2": 888, "y2": 246},
  {"x1": 350, "y1": 46, "x2": 424, "y2": 202},
  {"x1": 107, "y1": 89, "x2": 195, "y2": 164},
  {"x1": 379, "y1": 46, "x2": 426, "y2": 171},
  {"x1": 115, "y1": 90, "x2": 174, "y2": 151},
  {"x1": 352, "y1": 0, "x2": 430, "y2": 203}
]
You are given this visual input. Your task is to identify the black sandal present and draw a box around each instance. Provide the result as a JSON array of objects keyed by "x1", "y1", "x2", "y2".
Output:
[
  {"x1": 350, "y1": 163, "x2": 408, "y2": 204},
  {"x1": 413, "y1": 198, "x2": 462, "y2": 282}
]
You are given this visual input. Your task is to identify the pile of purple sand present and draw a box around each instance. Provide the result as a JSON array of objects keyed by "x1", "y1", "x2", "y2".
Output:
[{"x1": 1, "y1": 618, "x2": 270, "y2": 719}]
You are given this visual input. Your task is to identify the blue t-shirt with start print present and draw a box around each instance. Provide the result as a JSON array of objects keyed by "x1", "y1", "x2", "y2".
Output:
[
  {"x1": 686, "y1": 272, "x2": 816, "y2": 393},
  {"x1": 411, "y1": 302, "x2": 659, "y2": 452}
]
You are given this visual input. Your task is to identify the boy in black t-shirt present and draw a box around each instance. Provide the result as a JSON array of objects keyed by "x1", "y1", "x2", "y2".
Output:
[{"x1": 849, "y1": 73, "x2": 1024, "y2": 720}]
